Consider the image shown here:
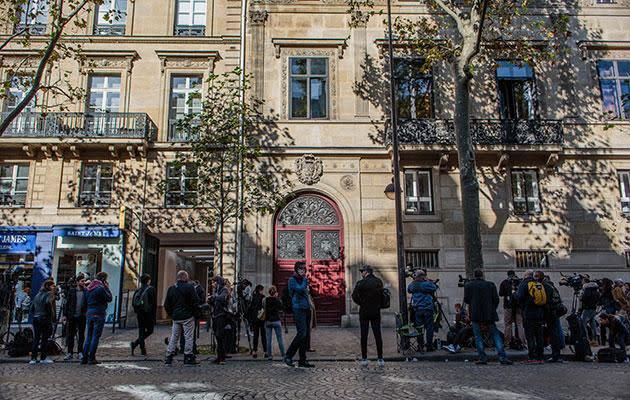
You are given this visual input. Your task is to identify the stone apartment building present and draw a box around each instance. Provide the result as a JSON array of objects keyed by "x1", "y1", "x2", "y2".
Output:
[{"x1": 0, "y1": 0, "x2": 629, "y2": 326}]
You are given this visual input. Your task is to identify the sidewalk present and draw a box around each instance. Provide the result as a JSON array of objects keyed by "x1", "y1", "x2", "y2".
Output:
[{"x1": 2, "y1": 323, "x2": 538, "y2": 364}]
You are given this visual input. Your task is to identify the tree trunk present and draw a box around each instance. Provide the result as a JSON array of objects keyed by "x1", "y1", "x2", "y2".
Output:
[{"x1": 453, "y1": 65, "x2": 484, "y2": 278}]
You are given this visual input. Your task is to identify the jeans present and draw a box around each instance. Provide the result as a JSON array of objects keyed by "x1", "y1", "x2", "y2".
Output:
[
  {"x1": 548, "y1": 318, "x2": 563, "y2": 360},
  {"x1": 414, "y1": 309, "x2": 434, "y2": 349},
  {"x1": 524, "y1": 318, "x2": 544, "y2": 360},
  {"x1": 580, "y1": 309, "x2": 599, "y2": 341},
  {"x1": 167, "y1": 317, "x2": 195, "y2": 356},
  {"x1": 360, "y1": 317, "x2": 383, "y2": 359},
  {"x1": 133, "y1": 312, "x2": 155, "y2": 353},
  {"x1": 83, "y1": 315, "x2": 105, "y2": 360},
  {"x1": 286, "y1": 308, "x2": 310, "y2": 362},
  {"x1": 265, "y1": 320, "x2": 285, "y2": 358},
  {"x1": 213, "y1": 315, "x2": 228, "y2": 362},
  {"x1": 471, "y1": 322, "x2": 507, "y2": 362},
  {"x1": 32, "y1": 317, "x2": 52, "y2": 360},
  {"x1": 252, "y1": 319, "x2": 267, "y2": 353},
  {"x1": 66, "y1": 315, "x2": 86, "y2": 354}
]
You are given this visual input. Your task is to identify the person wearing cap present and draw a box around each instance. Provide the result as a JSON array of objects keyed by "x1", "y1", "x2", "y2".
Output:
[
  {"x1": 498, "y1": 270, "x2": 523, "y2": 348},
  {"x1": 284, "y1": 261, "x2": 314, "y2": 368},
  {"x1": 407, "y1": 269, "x2": 437, "y2": 351},
  {"x1": 612, "y1": 279, "x2": 630, "y2": 318},
  {"x1": 351, "y1": 265, "x2": 385, "y2": 368}
]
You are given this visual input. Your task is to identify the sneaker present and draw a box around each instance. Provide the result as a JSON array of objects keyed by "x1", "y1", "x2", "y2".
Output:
[
  {"x1": 283, "y1": 357, "x2": 295, "y2": 367},
  {"x1": 377, "y1": 359, "x2": 385, "y2": 368},
  {"x1": 130, "y1": 341, "x2": 136, "y2": 356},
  {"x1": 546, "y1": 357, "x2": 563, "y2": 363},
  {"x1": 28, "y1": 359, "x2": 38, "y2": 365},
  {"x1": 78, "y1": 353, "x2": 84, "y2": 361},
  {"x1": 63, "y1": 353, "x2": 74, "y2": 361},
  {"x1": 184, "y1": 355, "x2": 200, "y2": 366},
  {"x1": 252, "y1": 352, "x2": 258, "y2": 359},
  {"x1": 298, "y1": 361, "x2": 315, "y2": 368},
  {"x1": 165, "y1": 355, "x2": 174, "y2": 365},
  {"x1": 40, "y1": 359, "x2": 54, "y2": 365},
  {"x1": 500, "y1": 359, "x2": 513, "y2": 365},
  {"x1": 445, "y1": 344, "x2": 457, "y2": 354},
  {"x1": 358, "y1": 359, "x2": 369, "y2": 367}
]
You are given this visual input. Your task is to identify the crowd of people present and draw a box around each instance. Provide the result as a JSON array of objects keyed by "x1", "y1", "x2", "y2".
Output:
[{"x1": 11, "y1": 261, "x2": 630, "y2": 367}]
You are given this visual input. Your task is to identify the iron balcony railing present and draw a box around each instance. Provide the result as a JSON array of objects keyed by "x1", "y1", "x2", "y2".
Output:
[
  {"x1": 1, "y1": 112, "x2": 157, "y2": 140},
  {"x1": 168, "y1": 118, "x2": 200, "y2": 142},
  {"x1": 94, "y1": 24, "x2": 126, "y2": 36},
  {"x1": 389, "y1": 118, "x2": 563, "y2": 146},
  {"x1": 174, "y1": 25, "x2": 206, "y2": 36},
  {"x1": 15, "y1": 23, "x2": 47, "y2": 35}
]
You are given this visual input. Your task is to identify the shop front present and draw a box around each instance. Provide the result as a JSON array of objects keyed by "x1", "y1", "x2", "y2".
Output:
[
  {"x1": 52, "y1": 225, "x2": 123, "y2": 323},
  {"x1": 0, "y1": 226, "x2": 53, "y2": 323}
]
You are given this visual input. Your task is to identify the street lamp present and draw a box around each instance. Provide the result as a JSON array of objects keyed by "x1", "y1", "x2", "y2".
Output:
[
  {"x1": 385, "y1": 0, "x2": 409, "y2": 325},
  {"x1": 384, "y1": 180, "x2": 396, "y2": 200}
]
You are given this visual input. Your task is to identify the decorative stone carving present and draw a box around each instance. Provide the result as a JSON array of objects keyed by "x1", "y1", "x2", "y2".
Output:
[
  {"x1": 278, "y1": 195, "x2": 339, "y2": 226},
  {"x1": 340, "y1": 175, "x2": 355, "y2": 191},
  {"x1": 249, "y1": 9, "x2": 268, "y2": 25},
  {"x1": 295, "y1": 154, "x2": 323, "y2": 185}
]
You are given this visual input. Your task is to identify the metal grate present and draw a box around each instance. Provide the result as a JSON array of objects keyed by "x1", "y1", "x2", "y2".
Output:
[
  {"x1": 405, "y1": 250, "x2": 439, "y2": 269},
  {"x1": 515, "y1": 249, "x2": 550, "y2": 269}
]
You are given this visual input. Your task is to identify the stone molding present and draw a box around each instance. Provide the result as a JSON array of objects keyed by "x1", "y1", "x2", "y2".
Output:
[{"x1": 155, "y1": 50, "x2": 221, "y2": 73}]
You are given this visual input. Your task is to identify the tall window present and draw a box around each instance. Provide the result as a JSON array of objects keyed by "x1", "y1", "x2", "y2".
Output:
[
  {"x1": 88, "y1": 75, "x2": 121, "y2": 113},
  {"x1": 165, "y1": 163, "x2": 198, "y2": 207},
  {"x1": 511, "y1": 169, "x2": 541, "y2": 215},
  {"x1": 597, "y1": 60, "x2": 630, "y2": 120},
  {"x1": 94, "y1": 0, "x2": 127, "y2": 35},
  {"x1": 0, "y1": 164, "x2": 29, "y2": 207},
  {"x1": 169, "y1": 76, "x2": 202, "y2": 141},
  {"x1": 404, "y1": 170, "x2": 433, "y2": 214},
  {"x1": 496, "y1": 61, "x2": 536, "y2": 120},
  {"x1": 619, "y1": 171, "x2": 630, "y2": 214},
  {"x1": 79, "y1": 164, "x2": 113, "y2": 207},
  {"x1": 394, "y1": 58, "x2": 433, "y2": 119},
  {"x1": 289, "y1": 58, "x2": 328, "y2": 119},
  {"x1": 174, "y1": 0, "x2": 206, "y2": 36},
  {"x1": 17, "y1": 0, "x2": 48, "y2": 34},
  {"x1": 4, "y1": 77, "x2": 37, "y2": 135}
]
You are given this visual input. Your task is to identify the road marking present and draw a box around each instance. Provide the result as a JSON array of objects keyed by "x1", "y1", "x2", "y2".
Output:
[{"x1": 99, "y1": 363, "x2": 151, "y2": 371}]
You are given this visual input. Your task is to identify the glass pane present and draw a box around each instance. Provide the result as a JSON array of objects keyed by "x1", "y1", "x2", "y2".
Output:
[
  {"x1": 90, "y1": 76, "x2": 107, "y2": 89},
  {"x1": 12, "y1": 193, "x2": 26, "y2": 206},
  {"x1": 291, "y1": 78, "x2": 307, "y2": 118},
  {"x1": 167, "y1": 179, "x2": 181, "y2": 192},
  {"x1": 622, "y1": 201, "x2": 630, "y2": 213},
  {"x1": 170, "y1": 93, "x2": 187, "y2": 114},
  {"x1": 184, "y1": 178, "x2": 197, "y2": 191},
  {"x1": 82, "y1": 179, "x2": 96, "y2": 192},
  {"x1": 83, "y1": 165, "x2": 98, "y2": 178},
  {"x1": 405, "y1": 201, "x2": 418, "y2": 214},
  {"x1": 190, "y1": 77, "x2": 203, "y2": 89},
  {"x1": 106, "y1": 93, "x2": 120, "y2": 111},
  {"x1": 0, "y1": 165, "x2": 13, "y2": 178},
  {"x1": 396, "y1": 80, "x2": 412, "y2": 119},
  {"x1": 166, "y1": 193, "x2": 181, "y2": 206},
  {"x1": 183, "y1": 192, "x2": 197, "y2": 205},
  {"x1": 418, "y1": 201, "x2": 431, "y2": 213},
  {"x1": 15, "y1": 179, "x2": 28, "y2": 192},
  {"x1": 310, "y1": 58, "x2": 327, "y2": 75},
  {"x1": 185, "y1": 164, "x2": 197, "y2": 177},
  {"x1": 597, "y1": 60, "x2": 615, "y2": 78},
  {"x1": 513, "y1": 199, "x2": 527, "y2": 214},
  {"x1": 17, "y1": 165, "x2": 29, "y2": 178},
  {"x1": 617, "y1": 61, "x2": 630, "y2": 77},
  {"x1": 621, "y1": 80, "x2": 630, "y2": 119},
  {"x1": 277, "y1": 231, "x2": 306, "y2": 259},
  {"x1": 100, "y1": 164, "x2": 113, "y2": 177},
  {"x1": 99, "y1": 179, "x2": 113, "y2": 192},
  {"x1": 167, "y1": 164, "x2": 181, "y2": 177},
  {"x1": 405, "y1": 172, "x2": 416, "y2": 197},
  {"x1": 600, "y1": 80, "x2": 619, "y2": 117},
  {"x1": 172, "y1": 77, "x2": 188, "y2": 90},
  {"x1": 511, "y1": 173, "x2": 523, "y2": 197},
  {"x1": 497, "y1": 61, "x2": 533, "y2": 79},
  {"x1": 621, "y1": 173, "x2": 630, "y2": 197},
  {"x1": 417, "y1": 172, "x2": 431, "y2": 197},
  {"x1": 290, "y1": 59, "x2": 307, "y2": 75},
  {"x1": 310, "y1": 78, "x2": 327, "y2": 118},
  {"x1": 108, "y1": 76, "x2": 121, "y2": 89}
]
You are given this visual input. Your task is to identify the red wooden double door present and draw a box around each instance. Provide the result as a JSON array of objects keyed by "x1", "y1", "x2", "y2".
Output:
[{"x1": 274, "y1": 194, "x2": 345, "y2": 325}]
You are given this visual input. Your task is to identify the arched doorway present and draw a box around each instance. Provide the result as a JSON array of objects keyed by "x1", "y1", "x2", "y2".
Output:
[{"x1": 274, "y1": 193, "x2": 345, "y2": 325}]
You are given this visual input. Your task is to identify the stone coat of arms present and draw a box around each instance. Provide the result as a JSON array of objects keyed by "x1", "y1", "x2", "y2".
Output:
[{"x1": 295, "y1": 154, "x2": 323, "y2": 185}]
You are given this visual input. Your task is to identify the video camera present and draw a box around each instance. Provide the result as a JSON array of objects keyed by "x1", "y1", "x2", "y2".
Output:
[
  {"x1": 457, "y1": 275, "x2": 470, "y2": 288},
  {"x1": 559, "y1": 272, "x2": 588, "y2": 292}
]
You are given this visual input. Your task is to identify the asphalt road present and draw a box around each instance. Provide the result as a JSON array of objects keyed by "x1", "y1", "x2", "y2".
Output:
[{"x1": 1, "y1": 359, "x2": 628, "y2": 400}]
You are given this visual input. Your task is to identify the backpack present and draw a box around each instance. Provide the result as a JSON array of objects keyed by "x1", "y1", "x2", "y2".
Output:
[
  {"x1": 380, "y1": 288, "x2": 391, "y2": 309},
  {"x1": 132, "y1": 286, "x2": 152, "y2": 314},
  {"x1": 528, "y1": 281, "x2": 547, "y2": 306},
  {"x1": 281, "y1": 286, "x2": 293, "y2": 313},
  {"x1": 7, "y1": 328, "x2": 33, "y2": 357}
]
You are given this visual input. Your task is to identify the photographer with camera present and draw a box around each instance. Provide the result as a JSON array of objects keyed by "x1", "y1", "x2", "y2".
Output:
[
  {"x1": 498, "y1": 271, "x2": 523, "y2": 349},
  {"x1": 516, "y1": 270, "x2": 547, "y2": 363},
  {"x1": 407, "y1": 269, "x2": 437, "y2": 352},
  {"x1": 579, "y1": 277, "x2": 600, "y2": 343},
  {"x1": 463, "y1": 269, "x2": 512, "y2": 365}
]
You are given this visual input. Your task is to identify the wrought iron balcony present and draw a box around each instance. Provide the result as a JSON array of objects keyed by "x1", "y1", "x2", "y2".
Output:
[
  {"x1": 94, "y1": 24, "x2": 126, "y2": 36},
  {"x1": 174, "y1": 25, "x2": 206, "y2": 36},
  {"x1": 168, "y1": 118, "x2": 200, "y2": 142},
  {"x1": 15, "y1": 23, "x2": 47, "y2": 35},
  {"x1": 391, "y1": 118, "x2": 563, "y2": 146},
  {"x1": 1, "y1": 112, "x2": 157, "y2": 140}
]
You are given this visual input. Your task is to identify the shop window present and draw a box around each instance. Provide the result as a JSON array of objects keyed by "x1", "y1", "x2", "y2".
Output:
[
  {"x1": 79, "y1": 163, "x2": 113, "y2": 207},
  {"x1": 94, "y1": 0, "x2": 127, "y2": 35},
  {"x1": 0, "y1": 253, "x2": 35, "y2": 323},
  {"x1": 620, "y1": 170, "x2": 630, "y2": 214},
  {"x1": 168, "y1": 75, "x2": 202, "y2": 141},
  {"x1": 405, "y1": 249, "x2": 439, "y2": 269},
  {"x1": 0, "y1": 164, "x2": 29, "y2": 207},
  {"x1": 511, "y1": 169, "x2": 541, "y2": 215},
  {"x1": 289, "y1": 57, "x2": 328, "y2": 119},
  {"x1": 165, "y1": 163, "x2": 198, "y2": 207},
  {"x1": 394, "y1": 58, "x2": 433, "y2": 119},
  {"x1": 516, "y1": 249, "x2": 550, "y2": 269},
  {"x1": 496, "y1": 60, "x2": 536, "y2": 120},
  {"x1": 404, "y1": 169, "x2": 434, "y2": 214},
  {"x1": 174, "y1": 0, "x2": 206, "y2": 36},
  {"x1": 16, "y1": 0, "x2": 48, "y2": 34},
  {"x1": 598, "y1": 60, "x2": 630, "y2": 120}
]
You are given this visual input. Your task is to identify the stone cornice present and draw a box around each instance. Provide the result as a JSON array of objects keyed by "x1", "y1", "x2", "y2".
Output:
[{"x1": 271, "y1": 37, "x2": 347, "y2": 59}]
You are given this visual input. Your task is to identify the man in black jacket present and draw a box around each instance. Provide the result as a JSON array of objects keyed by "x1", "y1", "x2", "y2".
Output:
[
  {"x1": 30, "y1": 279, "x2": 56, "y2": 364},
  {"x1": 209, "y1": 275, "x2": 229, "y2": 364},
  {"x1": 498, "y1": 270, "x2": 523, "y2": 348},
  {"x1": 463, "y1": 269, "x2": 512, "y2": 365},
  {"x1": 164, "y1": 270, "x2": 200, "y2": 366},
  {"x1": 351, "y1": 265, "x2": 385, "y2": 368},
  {"x1": 61, "y1": 274, "x2": 87, "y2": 361},
  {"x1": 131, "y1": 274, "x2": 156, "y2": 357}
]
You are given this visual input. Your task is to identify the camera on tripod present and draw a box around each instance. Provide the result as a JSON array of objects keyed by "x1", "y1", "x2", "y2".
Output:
[
  {"x1": 457, "y1": 275, "x2": 470, "y2": 288},
  {"x1": 559, "y1": 272, "x2": 588, "y2": 292}
]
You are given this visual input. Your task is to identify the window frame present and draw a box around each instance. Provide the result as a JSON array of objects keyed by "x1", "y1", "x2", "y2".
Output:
[
  {"x1": 393, "y1": 57, "x2": 434, "y2": 120},
  {"x1": 174, "y1": 0, "x2": 207, "y2": 36},
  {"x1": 165, "y1": 162, "x2": 198, "y2": 208},
  {"x1": 78, "y1": 163, "x2": 114, "y2": 208},
  {"x1": 288, "y1": 57, "x2": 329, "y2": 120},
  {"x1": 168, "y1": 75, "x2": 203, "y2": 141},
  {"x1": 17, "y1": 0, "x2": 48, "y2": 34},
  {"x1": 93, "y1": 0, "x2": 128, "y2": 35},
  {"x1": 404, "y1": 169, "x2": 434, "y2": 215},
  {"x1": 87, "y1": 74, "x2": 122, "y2": 113},
  {"x1": 597, "y1": 60, "x2": 630, "y2": 120},
  {"x1": 495, "y1": 60, "x2": 537, "y2": 120},
  {"x1": 0, "y1": 164, "x2": 29, "y2": 208},
  {"x1": 510, "y1": 169, "x2": 542, "y2": 215},
  {"x1": 619, "y1": 170, "x2": 630, "y2": 214}
]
